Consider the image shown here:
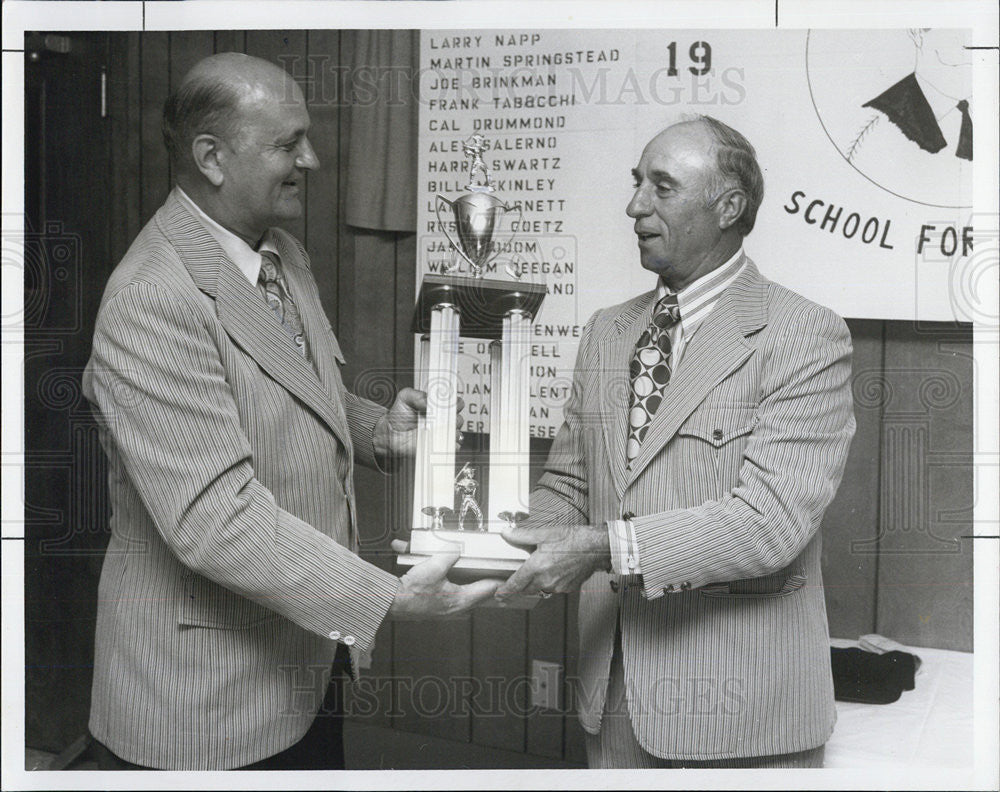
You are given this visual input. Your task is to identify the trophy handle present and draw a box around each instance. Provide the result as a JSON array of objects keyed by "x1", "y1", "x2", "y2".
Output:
[
  {"x1": 499, "y1": 202, "x2": 524, "y2": 275},
  {"x1": 435, "y1": 194, "x2": 479, "y2": 271},
  {"x1": 498, "y1": 511, "x2": 529, "y2": 528},
  {"x1": 422, "y1": 505, "x2": 455, "y2": 532}
]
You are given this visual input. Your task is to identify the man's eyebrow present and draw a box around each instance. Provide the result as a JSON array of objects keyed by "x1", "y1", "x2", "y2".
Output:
[
  {"x1": 633, "y1": 167, "x2": 680, "y2": 187},
  {"x1": 276, "y1": 127, "x2": 308, "y2": 143},
  {"x1": 649, "y1": 168, "x2": 680, "y2": 186}
]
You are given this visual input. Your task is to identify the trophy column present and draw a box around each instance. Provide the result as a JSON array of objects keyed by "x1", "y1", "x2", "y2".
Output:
[
  {"x1": 488, "y1": 309, "x2": 531, "y2": 531},
  {"x1": 418, "y1": 303, "x2": 461, "y2": 529},
  {"x1": 412, "y1": 334, "x2": 430, "y2": 530}
]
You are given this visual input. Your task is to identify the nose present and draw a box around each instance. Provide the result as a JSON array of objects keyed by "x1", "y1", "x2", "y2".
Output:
[
  {"x1": 626, "y1": 183, "x2": 650, "y2": 218},
  {"x1": 296, "y1": 136, "x2": 320, "y2": 171}
]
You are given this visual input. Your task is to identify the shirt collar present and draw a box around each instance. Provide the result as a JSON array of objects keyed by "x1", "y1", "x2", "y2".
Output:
[
  {"x1": 655, "y1": 247, "x2": 745, "y2": 337},
  {"x1": 175, "y1": 186, "x2": 278, "y2": 284}
]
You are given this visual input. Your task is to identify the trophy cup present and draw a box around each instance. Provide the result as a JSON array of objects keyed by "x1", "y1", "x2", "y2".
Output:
[{"x1": 396, "y1": 134, "x2": 546, "y2": 580}]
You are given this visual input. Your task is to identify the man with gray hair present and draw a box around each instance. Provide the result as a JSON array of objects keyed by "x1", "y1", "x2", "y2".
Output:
[
  {"x1": 497, "y1": 116, "x2": 855, "y2": 768},
  {"x1": 83, "y1": 52, "x2": 497, "y2": 771}
]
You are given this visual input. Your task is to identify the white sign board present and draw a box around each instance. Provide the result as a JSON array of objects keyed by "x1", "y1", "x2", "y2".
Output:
[{"x1": 416, "y1": 29, "x2": 977, "y2": 435}]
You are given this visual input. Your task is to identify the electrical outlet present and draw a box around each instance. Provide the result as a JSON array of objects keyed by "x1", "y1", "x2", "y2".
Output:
[{"x1": 530, "y1": 659, "x2": 562, "y2": 710}]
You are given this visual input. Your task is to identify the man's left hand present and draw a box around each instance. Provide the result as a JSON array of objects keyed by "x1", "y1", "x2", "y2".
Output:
[
  {"x1": 374, "y1": 387, "x2": 424, "y2": 459},
  {"x1": 374, "y1": 388, "x2": 465, "y2": 459},
  {"x1": 495, "y1": 522, "x2": 610, "y2": 602}
]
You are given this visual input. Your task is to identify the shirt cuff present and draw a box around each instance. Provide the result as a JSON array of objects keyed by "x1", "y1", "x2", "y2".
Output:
[{"x1": 606, "y1": 519, "x2": 642, "y2": 575}]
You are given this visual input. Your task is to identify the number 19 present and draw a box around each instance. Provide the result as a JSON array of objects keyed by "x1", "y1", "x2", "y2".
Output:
[{"x1": 666, "y1": 41, "x2": 713, "y2": 76}]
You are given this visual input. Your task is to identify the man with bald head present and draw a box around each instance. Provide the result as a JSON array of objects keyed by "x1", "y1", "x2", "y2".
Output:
[
  {"x1": 496, "y1": 116, "x2": 855, "y2": 767},
  {"x1": 83, "y1": 53, "x2": 497, "y2": 771}
]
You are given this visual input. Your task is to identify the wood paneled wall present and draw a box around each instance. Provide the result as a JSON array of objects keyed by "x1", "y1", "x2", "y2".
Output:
[
  {"x1": 821, "y1": 320, "x2": 974, "y2": 649},
  {"x1": 24, "y1": 31, "x2": 973, "y2": 761}
]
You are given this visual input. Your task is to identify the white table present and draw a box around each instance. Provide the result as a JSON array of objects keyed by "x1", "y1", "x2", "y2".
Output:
[{"x1": 824, "y1": 640, "x2": 973, "y2": 770}]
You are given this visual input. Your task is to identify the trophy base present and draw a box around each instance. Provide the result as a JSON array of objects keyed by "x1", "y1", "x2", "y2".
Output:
[
  {"x1": 397, "y1": 528, "x2": 540, "y2": 610},
  {"x1": 396, "y1": 552, "x2": 521, "y2": 577},
  {"x1": 399, "y1": 527, "x2": 529, "y2": 575}
]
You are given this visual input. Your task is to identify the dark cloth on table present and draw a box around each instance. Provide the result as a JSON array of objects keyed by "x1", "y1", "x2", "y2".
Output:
[{"x1": 831, "y1": 647, "x2": 917, "y2": 705}]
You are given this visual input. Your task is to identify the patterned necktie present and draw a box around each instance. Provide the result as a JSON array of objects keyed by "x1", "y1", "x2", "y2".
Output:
[
  {"x1": 258, "y1": 249, "x2": 309, "y2": 359},
  {"x1": 956, "y1": 99, "x2": 972, "y2": 161},
  {"x1": 626, "y1": 293, "x2": 681, "y2": 464}
]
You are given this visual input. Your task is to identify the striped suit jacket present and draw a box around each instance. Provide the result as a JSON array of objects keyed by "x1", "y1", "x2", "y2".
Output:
[
  {"x1": 531, "y1": 256, "x2": 856, "y2": 760},
  {"x1": 83, "y1": 189, "x2": 401, "y2": 769}
]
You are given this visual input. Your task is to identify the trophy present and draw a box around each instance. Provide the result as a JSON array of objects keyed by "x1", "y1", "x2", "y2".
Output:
[{"x1": 397, "y1": 134, "x2": 546, "y2": 580}]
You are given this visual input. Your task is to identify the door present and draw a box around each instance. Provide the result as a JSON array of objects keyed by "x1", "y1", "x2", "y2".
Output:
[{"x1": 23, "y1": 30, "x2": 113, "y2": 752}]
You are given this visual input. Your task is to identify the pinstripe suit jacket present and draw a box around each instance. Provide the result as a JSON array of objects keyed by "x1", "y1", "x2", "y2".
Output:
[
  {"x1": 531, "y1": 256, "x2": 855, "y2": 760},
  {"x1": 83, "y1": 189, "x2": 401, "y2": 769}
]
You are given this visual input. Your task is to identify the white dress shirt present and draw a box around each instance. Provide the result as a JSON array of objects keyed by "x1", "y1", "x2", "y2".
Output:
[{"x1": 175, "y1": 186, "x2": 279, "y2": 284}]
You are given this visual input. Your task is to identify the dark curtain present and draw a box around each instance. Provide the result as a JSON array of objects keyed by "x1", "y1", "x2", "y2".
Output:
[{"x1": 344, "y1": 30, "x2": 418, "y2": 232}]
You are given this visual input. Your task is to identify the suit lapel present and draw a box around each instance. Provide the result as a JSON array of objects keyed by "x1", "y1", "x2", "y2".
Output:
[
  {"x1": 268, "y1": 230, "x2": 346, "y2": 412},
  {"x1": 598, "y1": 292, "x2": 656, "y2": 500},
  {"x1": 157, "y1": 190, "x2": 350, "y2": 447},
  {"x1": 624, "y1": 260, "x2": 768, "y2": 488}
]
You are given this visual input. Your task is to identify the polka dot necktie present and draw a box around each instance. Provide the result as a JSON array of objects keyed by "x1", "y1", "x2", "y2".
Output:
[
  {"x1": 258, "y1": 250, "x2": 309, "y2": 360},
  {"x1": 626, "y1": 293, "x2": 681, "y2": 464}
]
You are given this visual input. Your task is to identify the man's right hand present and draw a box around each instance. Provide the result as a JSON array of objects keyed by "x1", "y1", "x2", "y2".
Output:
[{"x1": 388, "y1": 539, "x2": 502, "y2": 619}]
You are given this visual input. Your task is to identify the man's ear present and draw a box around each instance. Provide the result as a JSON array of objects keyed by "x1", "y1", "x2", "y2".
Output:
[
  {"x1": 716, "y1": 188, "x2": 747, "y2": 232},
  {"x1": 191, "y1": 134, "x2": 225, "y2": 187}
]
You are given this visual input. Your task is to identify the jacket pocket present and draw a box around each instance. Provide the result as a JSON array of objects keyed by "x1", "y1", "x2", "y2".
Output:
[
  {"x1": 699, "y1": 570, "x2": 807, "y2": 599},
  {"x1": 675, "y1": 407, "x2": 758, "y2": 494},
  {"x1": 676, "y1": 408, "x2": 758, "y2": 447},
  {"x1": 178, "y1": 572, "x2": 280, "y2": 630}
]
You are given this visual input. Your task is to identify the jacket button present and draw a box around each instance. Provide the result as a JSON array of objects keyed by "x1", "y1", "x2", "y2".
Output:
[
  {"x1": 680, "y1": 581, "x2": 691, "y2": 591},
  {"x1": 621, "y1": 511, "x2": 636, "y2": 521},
  {"x1": 664, "y1": 584, "x2": 675, "y2": 594},
  {"x1": 712, "y1": 429, "x2": 724, "y2": 442},
  {"x1": 343, "y1": 635, "x2": 356, "y2": 646},
  {"x1": 328, "y1": 630, "x2": 341, "y2": 641},
  {"x1": 609, "y1": 579, "x2": 620, "y2": 593}
]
